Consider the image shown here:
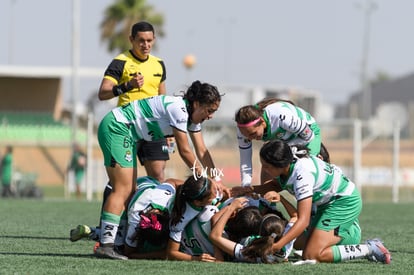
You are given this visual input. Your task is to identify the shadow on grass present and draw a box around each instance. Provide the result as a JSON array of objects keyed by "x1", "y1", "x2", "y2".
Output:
[
  {"x1": 0, "y1": 251, "x2": 96, "y2": 258},
  {"x1": 1, "y1": 235, "x2": 68, "y2": 240}
]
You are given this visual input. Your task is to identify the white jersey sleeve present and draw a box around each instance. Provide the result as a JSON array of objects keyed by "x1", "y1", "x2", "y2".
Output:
[
  {"x1": 289, "y1": 161, "x2": 314, "y2": 202},
  {"x1": 165, "y1": 97, "x2": 189, "y2": 132},
  {"x1": 233, "y1": 236, "x2": 257, "y2": 262},
  {"x1": 237, "y1": 128, "x2": 253, "y2": 186},
  {"x1": 234, "y1": 243, "x2": 245, "y2": 261},
  {"x1": 187, "y1": 122, "x2": 202, "y2": 132},
  {"x1": 169, "y1": 202, "x2": 202, "y2": 242},
  {"x1": 281, "y1": 222, "x2": 295, "y2": 260}
]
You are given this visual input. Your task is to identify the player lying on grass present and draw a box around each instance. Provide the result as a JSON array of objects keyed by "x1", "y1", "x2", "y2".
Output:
[
  {"x1": 209, "y1": 190, "x2": 298, "y2": 263},
  {"x1": 71, "y1": 177, "x2": 296, "y2": 262},
  {"x1": 70, "y1": 175, "x2": 224, "y2": 260},
  {"x1": 168, "y1": 177, "x2": 299, "y2": 262},
  {"x1": 166, "y1": 176, "x2": 224, "y2": 262},
  {"x1": 178, "y1": 189, "x2": 294, "y2": 262}
]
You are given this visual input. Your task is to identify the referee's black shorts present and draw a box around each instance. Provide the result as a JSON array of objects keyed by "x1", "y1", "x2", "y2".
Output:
[{"x1": 136, "y1": 139, "x2": 170, "y2": 165}]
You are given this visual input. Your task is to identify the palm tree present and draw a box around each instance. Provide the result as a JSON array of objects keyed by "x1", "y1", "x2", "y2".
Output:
[{"x1": 100, "y1": 0, "x2": 165, "y2": 53}]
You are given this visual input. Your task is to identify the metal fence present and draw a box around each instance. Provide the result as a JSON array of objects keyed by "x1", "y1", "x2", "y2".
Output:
[
  {"x1": 201, "y1": 118, "x2": 414, "y2": 203},
  {"x1": 2, "y1": 111, "x2": 413, "y2": 203}
]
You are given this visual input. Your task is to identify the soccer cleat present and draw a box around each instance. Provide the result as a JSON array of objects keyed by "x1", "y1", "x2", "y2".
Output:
[
  {"x1": 93, "y1": 242, "x2": 100, "y2": 253},
  {"x1": 88, "y1": 227, "x2": 99, "y2": 241},
  {"x1": 94, "y1": 245, "x2": 128, "y2": 260},
  {"x1": 293, "y1": 250, "x2": 303, "y2": 258},
  {"x1": 366, "y1": 238, "x2": 392, "y2": 264},
  {"x1": 69, "y1": 225, "x2": 91, "y2": 242}
]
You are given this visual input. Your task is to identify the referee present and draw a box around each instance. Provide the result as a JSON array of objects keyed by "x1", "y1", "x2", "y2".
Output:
[{"x1": 98, "y1": 21, "x2": 169, "y2": 182}]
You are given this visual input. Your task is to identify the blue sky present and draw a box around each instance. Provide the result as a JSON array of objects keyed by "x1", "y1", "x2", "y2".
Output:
[{"x1": 0, "y1": 0, "x2": 413, "y2": 107}]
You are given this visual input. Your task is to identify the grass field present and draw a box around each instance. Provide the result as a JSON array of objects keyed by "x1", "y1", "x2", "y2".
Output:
[{"x1": 0, "y1": 199, "x2": 413, "y2": 274}]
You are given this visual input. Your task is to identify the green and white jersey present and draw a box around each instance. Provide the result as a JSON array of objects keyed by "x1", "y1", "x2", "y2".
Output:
[
  {"x1": 237, "y1": 101, "x2": 320, "y2": 186},
  {"x1": 234, "y1": 235, "x2": 260, "y2": 262},
  {"x1": 111, "y1": 95, "x2": 201, "y2": 141},
  {"x1": 170, "y1": 194, "x2": 223, "y2": 243},
  {"x1": 180, "y1": 205, "x2": 219, "y2": 256},
  {"x1": 169, "y1": 202, "x2": 203, "y2": 243},
  {"x1": 278, "y1": 156, "x2": 355, "y2": 207},
  {"x1": 234, "y1": 222, "x2": 294, "y2": 263},
  {"x1": 126, "y1": 176, "x2": 176, "y2": 248},
  {"x1": 262, "y1": 101, "x2": 316, "y2": 143},
  {"x1": 237, "y1": 101, "x2": 317, "y2": 147}
]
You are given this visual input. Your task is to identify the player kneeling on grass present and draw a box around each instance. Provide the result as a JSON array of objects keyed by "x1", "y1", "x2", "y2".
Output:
[
  {"x1": 257, "y1": 140, "x2": 391, "y2": 264},
  {"x1": 70, "y1": 176, "x2": 181, "y2": 259},
  {"x1": 123, "y1": 177, "x2": 183, "y2": 259}
]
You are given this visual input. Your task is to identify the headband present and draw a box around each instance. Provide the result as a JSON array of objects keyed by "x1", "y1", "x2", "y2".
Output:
[
  {"x1": 237, "y1": 117, "x2": 261, "y2": 128},
  {"x1": 259, "y1": 213, "x2": 282, "y2": 236},
  {"x1": 189, "y1": 177, "x2": 209, "y2": 200}
]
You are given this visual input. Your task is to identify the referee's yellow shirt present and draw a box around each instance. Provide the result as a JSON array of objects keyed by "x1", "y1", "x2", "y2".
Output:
[{"x1": 103, "y1": 50, "x2": 166, "y2": 107}]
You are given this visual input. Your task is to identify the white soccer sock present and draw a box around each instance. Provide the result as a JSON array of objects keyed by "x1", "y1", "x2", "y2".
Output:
[
  {"x1": 100, "y1": 220, "x2": 119, "y2": 245},
  {"x1": 337, "y1": 244, "x2": 370, "y2": 262},
  {"x1": 115, "y1": 218, "x2": 127, "y2": 246}
]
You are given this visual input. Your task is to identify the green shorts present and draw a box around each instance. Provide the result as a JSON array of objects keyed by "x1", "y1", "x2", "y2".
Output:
[
  {"x1": 311, "y1": 188, "x2": 362, "y2": 245},
  {"x1": 97, "y1": 112, "x2": 137, "y2": 168},
  {"x1": 74, "y1": 170, "x2": 85, "y2": 184}
]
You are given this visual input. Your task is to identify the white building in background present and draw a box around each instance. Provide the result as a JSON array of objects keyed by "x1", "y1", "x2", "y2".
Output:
[
  {"x1": 202, "y1": 84, "x2": 329, "y2": 146},
  {"x1": 210, "y1": 84, "x2": 324, "y2": 124},
  {"x1": 341, "y1": 72, "x2": 414, "y2": 138}
]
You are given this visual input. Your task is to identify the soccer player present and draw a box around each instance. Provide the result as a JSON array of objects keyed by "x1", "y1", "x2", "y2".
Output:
[
  {"x1": 258, "y1": 139, "x2": 391, "y2": 264},
  {"x1": 70, "y1": 176, "x2": 179, "y2": 258},
  {"x1": 67, "y1": 143, "x2": 86, "y2": 199},
  {"x1": 1, "y1": 146, "x2": 14, "y2": 198},
  {"x1": 166, "y1": 176, "x2": 223, "y2": 262},
  {"x1": 123, "y1": 176, "x2": 182, "y2": 259},
  {"x1": 95, "y1": 80, "x2": 226, "y2": 259},
  {"x1": 235, "y1": 98, "x2": 325, "y2": 187},
  {"x1": 210, "y1": 191, "x2": 298, "y2": 263},
  {"x1": 178, "y1": 204, "x2": 219, "y2": 259}
]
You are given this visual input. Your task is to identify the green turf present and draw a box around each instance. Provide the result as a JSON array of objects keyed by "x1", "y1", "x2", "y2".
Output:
[{"x1": 0, "y1": 199, "x2": 412, "y2": 274}]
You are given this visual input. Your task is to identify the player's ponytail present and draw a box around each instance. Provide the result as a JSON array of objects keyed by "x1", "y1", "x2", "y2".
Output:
[
  {"x1": 181, "y1": 81, "x2": 222, "y2": 122},
  {"x1": 170, "y1": 176, "x2": 213, "y2": 226}
]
